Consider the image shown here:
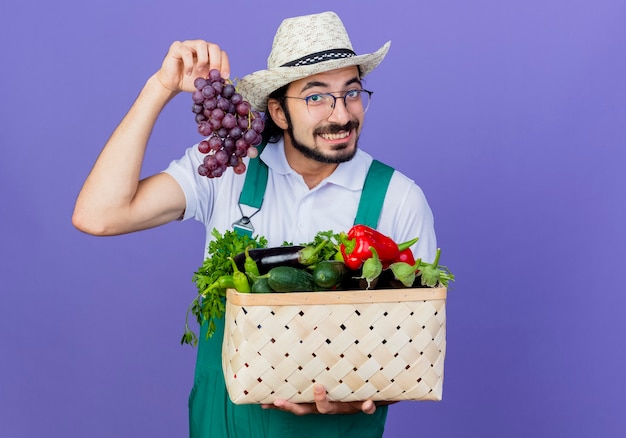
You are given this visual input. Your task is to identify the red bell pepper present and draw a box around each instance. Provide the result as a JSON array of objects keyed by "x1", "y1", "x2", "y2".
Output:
[
  {"x1": 340, "y1": 224, "x2": 419, "y2": 270},
  {"x1": 396, "y1": 247, "x2": 416, "y2": 266}
]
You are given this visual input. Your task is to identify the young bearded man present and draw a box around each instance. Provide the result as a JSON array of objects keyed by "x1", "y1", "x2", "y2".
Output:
[{"x1": 73, "y1": 11, "x2": 436, "y2": 438}]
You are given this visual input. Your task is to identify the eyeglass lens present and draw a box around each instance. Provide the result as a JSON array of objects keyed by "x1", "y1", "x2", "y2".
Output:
[{"x1": 307, "y1": 90, "x2": 371, "y2": 118}]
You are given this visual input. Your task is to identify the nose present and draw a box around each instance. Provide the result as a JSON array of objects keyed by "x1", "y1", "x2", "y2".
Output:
[{"x1": 326, "y1": 96, "x2": 351, "y2": 122}]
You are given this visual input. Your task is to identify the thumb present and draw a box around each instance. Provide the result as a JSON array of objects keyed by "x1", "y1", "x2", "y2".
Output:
[{"x1": 361, "y1": 400, "x2": 376, "y2": 415}]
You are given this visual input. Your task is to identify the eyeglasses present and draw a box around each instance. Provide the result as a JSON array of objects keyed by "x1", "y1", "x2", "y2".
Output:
[{"x1": 283, "y1": 89, "x2": 373, "y2": 119}]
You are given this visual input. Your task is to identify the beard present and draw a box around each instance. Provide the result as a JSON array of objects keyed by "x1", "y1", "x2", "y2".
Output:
[{"x1": 283, "y1": 108, "x2": 360, "y2": 164}]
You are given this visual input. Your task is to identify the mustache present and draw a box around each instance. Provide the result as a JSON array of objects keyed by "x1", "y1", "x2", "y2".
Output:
[{"x1": 314, "y1": 120, "x2": 359, "y2": 136}]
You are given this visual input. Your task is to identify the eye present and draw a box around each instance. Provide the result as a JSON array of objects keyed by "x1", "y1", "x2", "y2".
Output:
[
  {"x1": 306, "y1": 94, "x2": 326, "y2": 105},
  {"x1": 345, "y1": 90, "x2": 361, "y2": 99}
]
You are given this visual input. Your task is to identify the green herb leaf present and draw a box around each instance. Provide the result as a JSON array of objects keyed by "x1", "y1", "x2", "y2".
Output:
[
  {"x1": 181, "y1": 228, "x2": 267, "y2": 346},
  {"x1": 300, "y1": 230, "x2": 342, "y2": 264}
]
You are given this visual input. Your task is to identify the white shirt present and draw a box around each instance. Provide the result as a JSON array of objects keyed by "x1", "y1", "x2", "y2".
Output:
[{"x1": 164, "y1": 139, "x2": 437, "y2": 262}]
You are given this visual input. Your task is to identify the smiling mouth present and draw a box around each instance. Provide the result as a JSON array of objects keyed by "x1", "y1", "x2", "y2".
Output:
[
  {"x1": 319, "y1": 131, "x2": 351, "y2": 141},
  {"x1": 315, "y1": 120, "x2": 359, "y2": 142}
]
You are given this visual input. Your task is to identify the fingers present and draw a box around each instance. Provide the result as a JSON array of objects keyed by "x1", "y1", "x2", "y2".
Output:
[
  {"x1": 264, "y1": 399, "x2": 316, "y2": 416},
  {"x1": 177, "y1": 40, "x2": 230, "y2": 78},
  {"x1": 260, "y1": 386, "x2": 331, "y2": 416},
  {"x1": 313, "y1": 384, "x2": 333, "y2": 414},
  {"x1": 172, "y1": 40, "x2": 229, "y2": 75},
  {"x1": 157, "y1": 40, "x2": 230, "y2": 92},
  {"x1": 361, "y1": 400, "x2": 376, "y2": 415},
  {"x1": 207, "y1": 43, "x2": 230, "y2": 79},
  {"x1": 261, "y1": 385, "x2": 378, "y2": 416}
]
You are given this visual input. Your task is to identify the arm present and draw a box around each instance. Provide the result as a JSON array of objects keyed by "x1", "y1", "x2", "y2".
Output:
[{"x1": 72, "y1": 40, "x2": 230, "y2": 236}]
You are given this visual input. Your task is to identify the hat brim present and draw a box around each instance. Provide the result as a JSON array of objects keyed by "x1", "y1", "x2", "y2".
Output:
[{"x1": 237, "y1": 41, "x2": 391, "y2": 112}]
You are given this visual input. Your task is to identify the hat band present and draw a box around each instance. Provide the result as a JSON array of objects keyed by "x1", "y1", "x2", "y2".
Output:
[{"x1": 280, "y1": 49, "x2": 356, "y2": 67}]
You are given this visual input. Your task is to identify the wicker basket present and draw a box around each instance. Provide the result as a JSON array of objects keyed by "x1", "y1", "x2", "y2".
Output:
[{"x1": 222, "y1": 287, "x2": 447, "y2": 404}]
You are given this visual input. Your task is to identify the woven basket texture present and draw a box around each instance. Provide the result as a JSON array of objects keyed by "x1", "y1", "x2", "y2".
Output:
[{"x1": 222, "y1": 288, "x2": 446, "y2": 404}]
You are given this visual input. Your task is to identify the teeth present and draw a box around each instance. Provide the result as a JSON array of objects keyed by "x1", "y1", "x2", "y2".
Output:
[{"x1": 320, "y1": 131, "x2": 349, "y2": 140}]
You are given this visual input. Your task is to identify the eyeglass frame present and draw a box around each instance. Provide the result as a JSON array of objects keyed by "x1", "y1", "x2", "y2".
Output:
[{"x1": 282, "y1": 89, "x2": 373, "y2": 119}]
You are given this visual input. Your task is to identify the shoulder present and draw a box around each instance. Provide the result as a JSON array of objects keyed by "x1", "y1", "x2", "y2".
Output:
[
  {"x1": 389, "y1": 168, "x2": 425, "y2": 193},
  {"x1": 365, "y1": 157, "x2": 426, "y2": 198}
]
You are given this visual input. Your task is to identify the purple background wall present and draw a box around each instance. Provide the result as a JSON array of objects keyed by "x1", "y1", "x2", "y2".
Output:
[{"x1": 1, "y1": 1, "x2": 625, "y2": 437}]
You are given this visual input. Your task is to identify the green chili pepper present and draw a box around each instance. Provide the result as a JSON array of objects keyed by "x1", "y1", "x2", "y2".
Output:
[
  {"x1": 334, "y1": 249, "x2": 345, "y2": 262},
  {"x1": 199, "y1": 275, "x2": 235, "y2": 297},
  {"x1": 244, "y1": 246, "x2": 261, "y2": 278},
  {"x1": 214, "y1": 275, "x2": 235, "y2": 289},
  {"x1": 230, "y1": 257, "x2": 251, "y2": 293}
]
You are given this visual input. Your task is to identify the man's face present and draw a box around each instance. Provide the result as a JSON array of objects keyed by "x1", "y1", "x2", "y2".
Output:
[{"x1": 281, "y1": 66, "x2": 366, "y2": 164}]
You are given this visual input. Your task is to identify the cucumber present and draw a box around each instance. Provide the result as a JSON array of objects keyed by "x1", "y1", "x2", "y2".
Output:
[
  {"x1": 312, "y1": 260, "x2": 349, "y2": 289},
  {"x1": 266, "y1": 266, "x2": 316, "y2": 292},
  {"x1": 251, "y1": 277, "x2": 274, "y2": 293}
]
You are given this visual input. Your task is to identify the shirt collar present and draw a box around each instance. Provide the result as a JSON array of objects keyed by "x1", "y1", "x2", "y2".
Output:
[{"x1": 259, "y1": 139, "x2": 293, "y2": 175}]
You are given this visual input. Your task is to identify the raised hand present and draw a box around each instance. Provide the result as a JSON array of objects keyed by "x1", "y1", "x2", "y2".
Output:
[{"x1": 155, "y1": 40, "x2": 230, "y2": 94}]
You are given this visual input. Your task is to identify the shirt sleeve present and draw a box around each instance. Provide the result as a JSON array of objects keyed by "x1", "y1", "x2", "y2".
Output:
[{"x1": 161, "y1": 145, "x2": 212, "y2": 223}]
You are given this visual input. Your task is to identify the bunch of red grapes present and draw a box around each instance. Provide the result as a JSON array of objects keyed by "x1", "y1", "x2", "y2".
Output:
[{"x1": 191, "y1": 69, "x2": 264, "y2": 178}]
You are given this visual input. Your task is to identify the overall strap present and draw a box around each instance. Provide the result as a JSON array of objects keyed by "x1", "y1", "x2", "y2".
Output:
[
  {"x1": 238, "y1": 150, "x2": 394, "y2": 230},
  {"x1": 353, "y1": 159, "x2": 394, "y2": 229},
  {"x1": 238, "y1": 141, "x2": 268, "y2": 209}
]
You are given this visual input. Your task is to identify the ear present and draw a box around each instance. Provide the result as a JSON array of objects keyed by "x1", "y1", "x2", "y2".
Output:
[{"x1": 267, "y1": 98, "x2": 288, "y2": 130}]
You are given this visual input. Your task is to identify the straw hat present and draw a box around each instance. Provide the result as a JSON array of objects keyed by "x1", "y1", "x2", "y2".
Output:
[{"x1": 237, "y1": 11, "x2": 391, "y2": 112}]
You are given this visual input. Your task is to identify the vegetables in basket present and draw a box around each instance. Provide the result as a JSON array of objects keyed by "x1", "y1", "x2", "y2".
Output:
[{"x1": 182, "y1": 227, "x2": 454, "y2": 346}]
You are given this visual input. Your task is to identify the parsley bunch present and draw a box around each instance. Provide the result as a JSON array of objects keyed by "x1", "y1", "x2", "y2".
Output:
[
  {"x1": 181, "y1": 228, "x2": 267, "y2": 346},
  {"x1": 304, "y1": 230, "x2": 342, "y2": 261}
]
